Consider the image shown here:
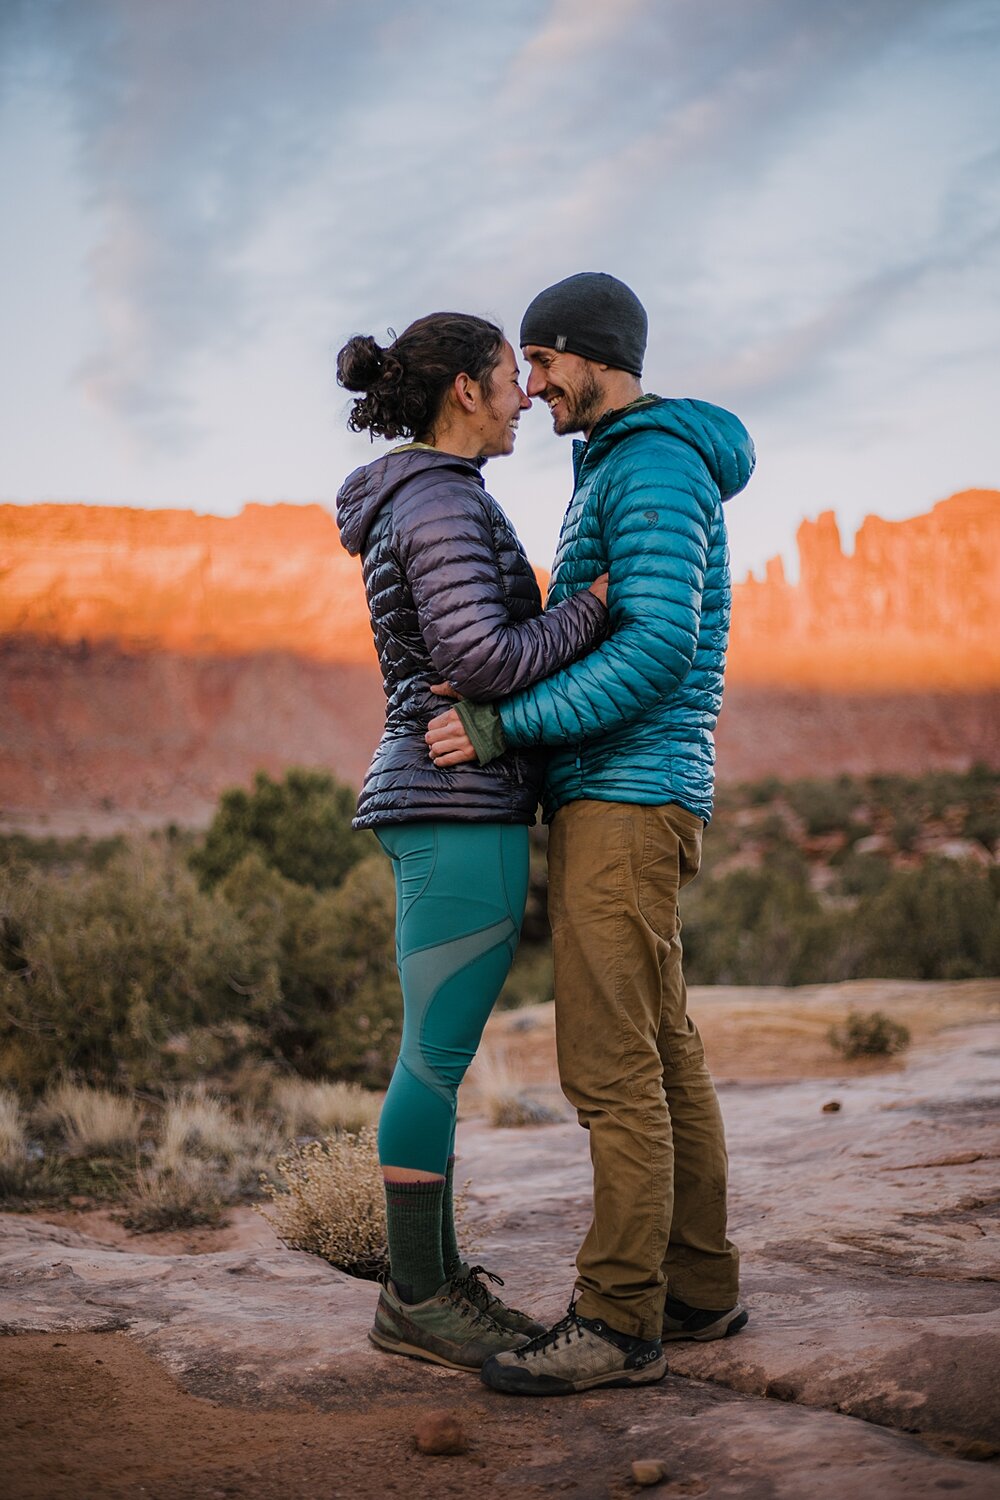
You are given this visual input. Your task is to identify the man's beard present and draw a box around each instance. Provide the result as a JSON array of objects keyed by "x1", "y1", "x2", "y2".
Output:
[{"x1": 551, "y1": 368, "x2": 605, "y2": 435}]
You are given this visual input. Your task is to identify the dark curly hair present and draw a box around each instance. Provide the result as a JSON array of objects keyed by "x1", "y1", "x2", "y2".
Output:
[{"x1": 336, "y1": 312, "x2": 505, "y2": 442}]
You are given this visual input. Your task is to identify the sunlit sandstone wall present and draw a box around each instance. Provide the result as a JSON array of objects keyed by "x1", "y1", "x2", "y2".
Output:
[
  {"x1": 1, "y1": 489, "x2": 997, "y2": 690},
  {"x1": 728, "y1": 490, "x2": 999, "y2": 690},
  {"x1": 0, "y1": 502, "x2": 376, "y2": 665}
]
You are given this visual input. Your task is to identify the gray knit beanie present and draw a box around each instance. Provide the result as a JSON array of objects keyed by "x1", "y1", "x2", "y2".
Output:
[{"x1": 519, "y1": 272, "x2": 647, "y2": 376}]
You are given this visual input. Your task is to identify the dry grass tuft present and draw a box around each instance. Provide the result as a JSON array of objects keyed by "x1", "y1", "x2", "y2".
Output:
[
  {"x1": 158, "y1": 1090, "x2": 245, "y2": 1163},
  {"x1": 118, "y1": 1157, "x2": 229, "y2": 1233},
  {"x1": 271, "y1": 1078, "x2": 382, "y2": 1138},
  {"x1": 36, "y1": 1082, "x2": 144, "y2": 1157},
  {"x1": 466, "y1": 1047, "x2": 564, "y2": 1128},
  {"x1": 156, "y1": 1089, "x2": 283, "y2": 1196},
  {"x1": 0, "y1": 1088, "x2": 33, "y2": 1194},
  {"x1": 259, "y1": 1126, "x2": 388, "y2": 1279}
]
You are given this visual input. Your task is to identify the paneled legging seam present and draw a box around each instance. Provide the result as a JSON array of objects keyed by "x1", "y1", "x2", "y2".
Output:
[{"x1": 375, "y1": 823, "x2": 530, "y2": 1174}]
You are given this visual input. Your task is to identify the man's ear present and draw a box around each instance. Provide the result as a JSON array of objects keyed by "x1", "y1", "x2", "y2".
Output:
[{"x1": 453, "y1": 372, "x2": 477, "y2": 412}]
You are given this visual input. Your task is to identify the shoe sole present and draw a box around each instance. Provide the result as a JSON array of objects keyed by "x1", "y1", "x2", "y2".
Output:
[
  {"x1": 368, "y1": 1328, "x2": 482, "y2": 1371},
  {"x1": 481, "y1": 1354, "x2": 667, "y2": 1397},
  {"x1": 662, "y1": 1306, "x2": 749, "y2": 1343}
]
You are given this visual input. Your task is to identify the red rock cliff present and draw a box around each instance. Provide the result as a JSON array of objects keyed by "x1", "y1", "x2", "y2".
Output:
[
  {"x1": 728, "y1": 490, "x2": 1000, "y2": 690},
  {"x1": 0, "y1": 502, "x2": 376, "y2": 665},
  {"x1": 2, "y1": 490, "x2": 996, "y2": 689}
]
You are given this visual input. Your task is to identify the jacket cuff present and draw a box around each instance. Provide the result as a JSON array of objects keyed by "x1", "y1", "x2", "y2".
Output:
[{"x1": 455, "y1": 701, "x2": 507, "y2": 765}]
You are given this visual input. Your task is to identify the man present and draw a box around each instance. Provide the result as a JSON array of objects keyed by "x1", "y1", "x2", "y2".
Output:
[{"x1": 426, "y1": 272, "x2": 755, "y2": 1396}]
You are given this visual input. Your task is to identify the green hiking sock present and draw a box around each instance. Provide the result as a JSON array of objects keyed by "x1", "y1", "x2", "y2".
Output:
[
  {"x1": 441, "y1": 1156, "x2": 462, "y2": 1279},
  {"x1": 385, "y1": 1177, "x2": 447, "y2": 1303}
]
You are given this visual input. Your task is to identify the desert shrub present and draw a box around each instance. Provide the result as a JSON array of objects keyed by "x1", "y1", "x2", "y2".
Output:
[
  {"x1": 220, "y1": 851, "x2": 402, "y2": 1084},
  {"x1": 157, "y1": 1089, "x2": 282, "y2": 1195},
  {"x1": 682, "y1": 865, "x2": 837, "y2": 986},
  {"x1": 0, "y1": 1088, "x2": 33, "y2": 1196},
  {"x1": 849, "y1": 860, "x2": 1000, "y2": 980},
  {"x1": 271, "y1": 1078, "x2": 382, "y2": 1138},
  {"x1": 892, "y1": 812, "x2": 921, "y2": 854},
  {"x1": 465, "y1": 1048, "x2": 564, "y2": 1127},
  {"x1": 786, "y1": 776, "x2": 863, "y2": 835},
  {"x1": 0, "y1": 845, "x2": 280, "y2": 1093},
  {"x1": 0, "y1": 832, "x2": 125, "y2": 872},
  {"x1": 745, "y1": 776, "x2": 784, "y2": 807},
  {"x1": 36, "y1": 1082, "x2": 144, "y2": 1156},
  {"x1": 190, "y1": 768, "x2": 368, "y2": 891},
  {"x1": 260, "y1": 1127, "x2": 388, "y2": 1278},
  {"x1": 158, "y1": 1091, "x2": 247, "y2": 1162},
  {"x1": 118, "y1": 1157, "x2": 229, "y2": 1233},
  {"x1": 834, "y1": 853, "x2": 893, "y2": 899},
  {"x1": 829, "y1": 1011, "x2": 910, "y2": 1060}
]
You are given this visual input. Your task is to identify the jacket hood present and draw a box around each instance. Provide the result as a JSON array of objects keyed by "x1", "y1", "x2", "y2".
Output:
[
  {"x1": 579, "y1": 396, "x2": 755, "y2": 502},
  {"x1": 335, "y1": 447, "x2": 484, "y2": 555}
]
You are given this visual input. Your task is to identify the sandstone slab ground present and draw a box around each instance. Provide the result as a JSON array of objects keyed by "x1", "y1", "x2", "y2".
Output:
[{"x1": 1, "y1": 982, "x2": 998, "y2": 1497}]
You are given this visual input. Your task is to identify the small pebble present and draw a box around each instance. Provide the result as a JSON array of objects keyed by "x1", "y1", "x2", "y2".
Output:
[
  {"x1": 822, "y1": 1100, "x2": 842, "y2": 1112},
  {"x1": 631, "y1": 1458, "x2": 667, "y2": 1486},
  {"x1": 413, "y1": 1409, "x2": 468, "y2": 1455}
]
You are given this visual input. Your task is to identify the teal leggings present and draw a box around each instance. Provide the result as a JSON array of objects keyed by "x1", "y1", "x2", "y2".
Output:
[{"x1": 375, "y1": 823, "x2": 530, "y2": 1174}]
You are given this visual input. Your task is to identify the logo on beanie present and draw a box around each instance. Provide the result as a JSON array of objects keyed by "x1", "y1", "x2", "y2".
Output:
[{"x1": 555, "y1": 334, "x2": 567, "y2": 351}]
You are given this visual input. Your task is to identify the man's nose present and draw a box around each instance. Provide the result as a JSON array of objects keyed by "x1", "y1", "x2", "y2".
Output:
[{"x1": 525, "y1": 368, "x2": 546, "y2": 398}]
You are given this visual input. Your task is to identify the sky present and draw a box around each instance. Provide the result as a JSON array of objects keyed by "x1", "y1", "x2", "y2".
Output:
[{"x1": 1, "y1": 0, "x2": 998, "y2": 581}]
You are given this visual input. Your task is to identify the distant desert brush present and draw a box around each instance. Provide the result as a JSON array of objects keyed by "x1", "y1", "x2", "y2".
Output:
[
  {"x1": 119, "y1": 1156, "x2": 229, "y2": 1233},
  {"x1": 37, "y1": 1082, "x2": 144, "y2": 1156},
  {"x1": 466, "y1": 1047, "x2": 564, "y2": 1128},
  {"x1": 157, "y1": 1090, "x2": 282, "y2": 1195},
  {"x1": 159, "y1": 1090, "x2": 246, "y2": 1163},
  {"x1": 271, "y1": 1078, "x2": 382, "y2": 1138},
  {"x1": 259, "y1": 1127, "x2": 388, "y2": 1279},
  {"x1": 828, "y1": 1010, "x2": 911, "y2": 1060},
  {"x1": 0, "y1": 1088, "x2": 33, "y2": 1194}
]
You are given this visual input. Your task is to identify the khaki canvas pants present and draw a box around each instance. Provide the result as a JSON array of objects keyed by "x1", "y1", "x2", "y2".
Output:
[{"x1": 548, "y1": 798, "x2": 740, "y2": 1339}]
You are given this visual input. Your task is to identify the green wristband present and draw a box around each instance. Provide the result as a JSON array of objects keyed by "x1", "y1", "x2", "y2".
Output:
[{"x1": 455, "y1": 701, "x2": 507, "y2": 765}]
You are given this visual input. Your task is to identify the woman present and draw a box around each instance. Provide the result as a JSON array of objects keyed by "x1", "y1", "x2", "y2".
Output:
[{"x1": 335, "y1": 312, "x2": 607, "y2": 1370}]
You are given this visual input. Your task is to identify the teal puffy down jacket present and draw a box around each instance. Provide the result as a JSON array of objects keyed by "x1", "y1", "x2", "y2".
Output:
[{"x1": 498, "y1": 395, "x2": 755, "y2": 822}]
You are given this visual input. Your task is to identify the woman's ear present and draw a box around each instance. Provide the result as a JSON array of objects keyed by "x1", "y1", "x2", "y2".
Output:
[{"x1": 453, "y1": 372, "x2": 478, "y2": 412}]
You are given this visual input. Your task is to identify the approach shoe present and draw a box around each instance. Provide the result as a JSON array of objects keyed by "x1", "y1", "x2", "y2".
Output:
[
  {"x1": 451, "y1": 1262, "x2": 547, "y2": 1338},
  {"x1": 369, "y1": 1277, "x2": 530, "y2": 1371},
  {"x1": 662, "y1": 1294, "x2": 748, "y2": 1342},
  {"x1": 480, "y1": 1301, "x2": 666, "y2": 1396}
]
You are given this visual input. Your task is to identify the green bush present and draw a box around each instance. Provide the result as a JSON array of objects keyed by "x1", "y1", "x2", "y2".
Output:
[
  {"x1": 682, "y1": 865, "x2": 837, "y2": 986},
  {"x1": 848, "y1": 859, "x2": 1000, "y2": 980},
  {"x1": 190, "y1": 768, "x2": 368, "y2": 891},
  {"x1": 786, "y1": 776, "x2": 863, "y2": 835},
  {"x1": 0, "y1": 843, "x2": 279, "y2": 1094},
  {"x1": 219, "y1": 851, "x2": 402, "y2": 1085},
  {"x1": 829, "y1": 1011, "x2": 910, "y2": 1059}
]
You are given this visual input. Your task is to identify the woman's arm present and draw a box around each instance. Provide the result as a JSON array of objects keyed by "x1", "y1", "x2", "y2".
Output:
[{"x1": 395, "y1": 477, "x2": 607, "y2": 700}]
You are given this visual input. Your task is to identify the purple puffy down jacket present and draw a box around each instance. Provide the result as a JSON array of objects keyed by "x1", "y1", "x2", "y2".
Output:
[{"x1": 335, "y1": 446, "x2": 606, "y2": 828}]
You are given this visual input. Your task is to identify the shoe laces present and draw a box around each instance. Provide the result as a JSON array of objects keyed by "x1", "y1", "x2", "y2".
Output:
[
  {"x1": 453, "y1": 1264, "x2": 504, "y2": 1310},
  {"x1": 454, "y1": 1263, "x2": 504, "y2": 1299},
  {"x1": 515, "y1": 1299, "x2": 584, "y2": 1361},
  {"x1": 446, "y1": 1280, "x2": 506, "y2": 1332}
]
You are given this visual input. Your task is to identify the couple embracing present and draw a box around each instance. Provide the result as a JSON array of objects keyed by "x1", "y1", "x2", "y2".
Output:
[{"x1": 334, "y1": 273, "x2": 755, "y2": 1397}]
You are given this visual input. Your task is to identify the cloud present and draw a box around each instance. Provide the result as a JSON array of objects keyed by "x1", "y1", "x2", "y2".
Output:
[{"x1": 5, "y1": 0, "x2": 998, "y2": 465}]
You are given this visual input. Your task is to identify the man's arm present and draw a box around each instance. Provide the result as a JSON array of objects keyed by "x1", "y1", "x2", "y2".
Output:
[
  {"x1": 428, "y1": 438, "x2": 715, "y2": 762},
  {"x1": 397, "y1": 479, "x2": 606, "y2": 700}
]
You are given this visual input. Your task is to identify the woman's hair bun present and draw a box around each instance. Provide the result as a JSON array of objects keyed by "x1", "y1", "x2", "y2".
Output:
[{"x1": 336, "y1": 334, "x2": 384, "y2": 392}]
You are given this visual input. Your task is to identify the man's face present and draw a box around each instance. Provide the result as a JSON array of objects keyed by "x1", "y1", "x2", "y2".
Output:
[{"x1": 522, "y1": 345, "x2": 606, "y2": 436}]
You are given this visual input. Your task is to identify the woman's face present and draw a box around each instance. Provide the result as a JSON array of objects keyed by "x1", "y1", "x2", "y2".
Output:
[{"x1": 475, "y1": 341, "x2": 531, "y2": 459}]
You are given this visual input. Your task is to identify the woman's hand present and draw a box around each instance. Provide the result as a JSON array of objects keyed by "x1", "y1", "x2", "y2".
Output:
[{"x1": 589, "y1": 572, "x2": 609, "y2": 606}]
